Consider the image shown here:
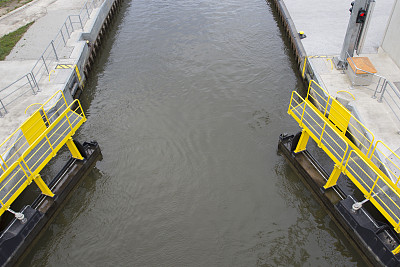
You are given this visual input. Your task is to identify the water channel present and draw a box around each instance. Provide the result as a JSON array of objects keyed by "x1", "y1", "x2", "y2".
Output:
[{"x1": 21, "y1": 0, "x2": 365, "y2": 265}]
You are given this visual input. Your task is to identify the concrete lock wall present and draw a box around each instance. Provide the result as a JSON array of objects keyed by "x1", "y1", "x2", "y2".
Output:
[
  {"x1": 382, "y1": 0, "x2": 400, "y2": 68},
  {"x1": 72, "y1": 0, "x2": 119, "y2": 89}
]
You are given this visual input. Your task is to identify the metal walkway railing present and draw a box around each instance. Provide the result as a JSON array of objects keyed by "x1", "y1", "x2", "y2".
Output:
[
  {"x1": 345, "y1": 53, "x2": 400, "y2": 125},
  {"x1": 0, "y1": 91, "x2": 86, "y2": 217},
  {"x1": 0, "y1": 0, "x2": 102, "y2": 117},
  {"x1": 288, "y1": 80, "x2": 400, "y2": 254}
]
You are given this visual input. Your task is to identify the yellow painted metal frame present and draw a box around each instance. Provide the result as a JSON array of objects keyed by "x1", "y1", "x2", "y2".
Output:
[
  {"x1": 0, "y1": 91, "x2": 86, "y2": 217},
  {"x1": 328, "y1": 99, "x2": 351, "y2": 134},
  {"x1": 288, "y1": 90, "x2": 349, "y2": 167},
  {"x1": 293, "y1": 130, "x2": 309, "y2": 153},
  {"x1": 337, "y1": 90, "x2": 356, "y2": 100},
  {"x1": 324, "y1": 164, "x2": 342, "y2": 189},
  {"x1": 288, "y1": 80, "x2": 400, "y2": 240},
  {"x1": 344, "y1": 150, "x2": 400, "y2": 233},
  {"x1": 306, "y1": 80, "x2": 375, "y2": 156},
  {"x1": 393, "y1": 245, "x2": 400, "y2": 255}
]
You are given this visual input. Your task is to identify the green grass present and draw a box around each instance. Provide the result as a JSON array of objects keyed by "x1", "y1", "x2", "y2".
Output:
[
  {"x1": 0, "y1": 0, "x2": 14, "y2": 8},
  {"x1": 0, "y1": 21, "x2": 33, "y2": 60},
  {"x1": 0, "y1": 0, "x2": 33, "y2": 9}
]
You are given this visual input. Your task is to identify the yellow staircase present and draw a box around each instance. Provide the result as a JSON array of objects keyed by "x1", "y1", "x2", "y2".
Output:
[
  {"x1": 0, "y1": 91, "x2": 86, "y2": 217},
  {"x1": 288, "y1": 80, "x2": 400, "y2": 254}
]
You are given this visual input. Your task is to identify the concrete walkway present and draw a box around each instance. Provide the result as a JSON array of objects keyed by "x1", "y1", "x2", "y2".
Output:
[
  {"x1": 0, "y1": 0, "x2": 104, "y2": 146},
  {"x1": 1, "y1": 0, "x2": 399, "y2": 155},
  {"x1": 284, "y1": 0, "x2": 394, "y2": 55},
  {"x1": 283, "y1": 0, "x2": 400, "y2": 151}
]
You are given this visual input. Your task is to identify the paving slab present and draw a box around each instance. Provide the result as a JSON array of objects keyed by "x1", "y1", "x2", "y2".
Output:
[
  {"x1": 6, "y1": 0, "x2": 83, "y2": 60},
  {"x1": 284, "y1": 0, "x2": 400, "y2": 153},
  {"x1": 0, "y1": 0, "x2": 104, "y2": 144},
  {"x1": 0, "y1": 0, "x2": 56, "y2": 38},
  {"x1": 309, "y1": 50, "x2": 400, "y2": 150},
  {"x1": 283, "y1": 0, "x2": 395, "y2": 55}
]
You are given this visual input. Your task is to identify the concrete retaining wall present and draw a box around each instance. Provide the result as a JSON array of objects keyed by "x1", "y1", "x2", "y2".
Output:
[
  {"x1": 267, "y1": 0, "x2": 323, "y2": 87},
  {"x1": 64, "y1": 0, "x2": 123, "y2": 98},
  {"x1": 2, "y1": 0, "x2": 123, "y2": 164},
  {"x1": 267, "y1": 0, "x2": 372, "y2": 149}
]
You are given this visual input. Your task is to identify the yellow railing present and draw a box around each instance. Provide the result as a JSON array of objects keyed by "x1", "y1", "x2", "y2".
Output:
[
  {"x1": 0, "y1": 91, "x2": 86, "y2": 217},
  {"x1": 288, "y1": 80, "x2": 400, "y2": 239},
  {"x1": 288, "y1": 91, "x2": 349, "y2": 166},
  {"x1": 306, "y1": 80, "x2": 375, "y2": 156},
  {"x1": 345, "y1": 150, "x2": 400, "y2": 232}
]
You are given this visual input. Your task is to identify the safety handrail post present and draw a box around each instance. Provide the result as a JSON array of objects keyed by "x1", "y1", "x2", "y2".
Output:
[
  {"x1": 60, "y1": 28, "x2": 66, "y2": 45},
  {"x1": 18, "y1": 162, "x2": 30, "y2": 180},
  {"x1": 26, "y1": 73, "x2": 36, "y2": 95},
  {"x1": 319, "y1": 121, "x2": 327, "y2": 147},
  {"x1": 31, "y1": 72, "x2": 40, "y2": 92},
  {"x1": 323, "y1": 95, "x2": 330, "y2": 116},
  {"x1": 78, "y1": 15, "x2": 84, "y2": 30},
  {"x1": 77, "y1": 99, "x2": 86, "y2": 120},
  {"x1": 0, "y1": 155, "x2": 8, "y2": 170},
  {"x1": 44, "y1": 135, "x2": 55, "y2": 156},
  {"x1": 85, "y1": 3, "x2": 90, "y2": 18},
  {"x1": 0, "y1": 99, "x2": 6, "y2": 116},
  {"x1": 70, "y1": 16, "x2": 75, "y2": 31},
  {"x1": 60, "y1": 91, "x2": 69, "y2": 107},
  {"x1": 41, "y1": 107, "x2": 50, "y2": 126},
  {"x1": 64, "y1": 106, "x2": 74, "y2": 131},
  {"x1": 65, "y1": 21, "x2": 70, "y2": 38},
  {"x1": 50, "y1": 41, "x2": 59, "y2": 61},
  {"x1": 378, "y1": 80, "x2": 388, "y2": 103},
  {"x1": 21, "y1": 158, "x2": 33, "y2": 178},
  {"x1": 367, "y1": 175, "x2": 380, "y2": 199},
  {"x1": 299, "y1": 99, "x2": 307, "y2": 127},
  {"x1": 372, "y1": 77, "x2": 383, "y2": 99},
  {"x1": 42, "y1": 55, "x2": 49, "y2": 74}
]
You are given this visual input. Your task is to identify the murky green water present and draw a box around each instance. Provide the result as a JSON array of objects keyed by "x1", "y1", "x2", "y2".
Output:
[{"x1": 21, "y1": 0, "x2": 365, "y2": 266}]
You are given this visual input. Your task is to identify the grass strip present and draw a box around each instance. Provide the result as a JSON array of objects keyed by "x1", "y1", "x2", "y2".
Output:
[
  {"x1": 0, "y1": 21, "x2": 33, "y2": 60},
  {"x1": 0, "y1": 0, "x2": 34, "y2": 9}
]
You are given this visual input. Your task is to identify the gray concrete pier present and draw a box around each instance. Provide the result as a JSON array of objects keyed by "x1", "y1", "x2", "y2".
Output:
[
  {"x1": 0, "y1": 0, "x2": 120, "y2": 149},
  {"x1": 1, "y1": 0, "x2": 400, "y2": 153},
  {"x1": 281, "y1": 0, "x2": 400, "y2": 151}
]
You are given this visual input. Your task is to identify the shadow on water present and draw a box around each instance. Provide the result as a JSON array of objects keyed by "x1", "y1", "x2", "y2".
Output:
[
  {"x1": 263, "y1": 160, "x2": 366, "y2": 266},
  {"x1": 264, "y1": 0, "x2": 308, "y2": 97},
  {"x1": 16, "y1": 166, "x2": 105, "y2": 266},
  {"x1": 79, "y1": 0, "x2": 131, "y2": 111}
]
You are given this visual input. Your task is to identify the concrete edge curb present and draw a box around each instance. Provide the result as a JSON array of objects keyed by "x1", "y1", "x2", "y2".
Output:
[{"x1": 267, "y1": 0, "x2": 325, "y2": 88}]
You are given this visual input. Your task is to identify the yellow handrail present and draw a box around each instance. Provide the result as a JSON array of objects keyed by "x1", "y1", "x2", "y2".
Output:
[
  {"x1": 288, "y1": 80, "x2": 400, "y2": 237},
  {"x1": 307, "y1": 80, "x2": 374, "y2": 155},
  {"x1": 337, "y1": 90, "x2": 356, "y2": 100},
  {"x1": 288, "y1": 91, "x2": 349, "y2": 165},
  {"x1": 0, "y1": 91, "x2": 86, "y2": 217}
]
